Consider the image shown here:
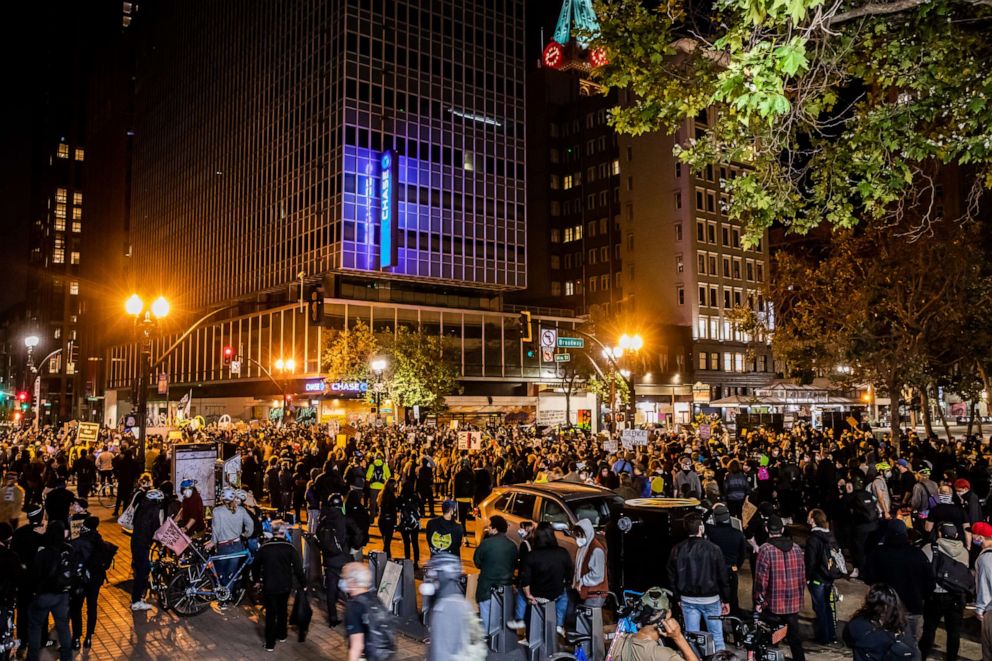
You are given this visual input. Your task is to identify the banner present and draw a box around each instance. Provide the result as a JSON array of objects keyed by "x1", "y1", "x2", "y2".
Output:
[
  {"x1": 621, "y1": 429, "x2": 650, "y2": 446},
  {"x1": 153, "y1": 517, "x2": 192, "y2": 556},
  {"x1": 177, "y1": 390, "x2": 192, "y2": 420},
  {"x1": 77, "y1": 422, "x2": 100, "y2": 444},
  {"x1": 223, "y1": 455, "x2": 242, "y2": 488}
]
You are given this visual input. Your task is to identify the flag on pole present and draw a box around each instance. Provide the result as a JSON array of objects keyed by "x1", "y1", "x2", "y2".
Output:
[{"x1": 177, "y1": 390, "x2": 192, "y2": 420}]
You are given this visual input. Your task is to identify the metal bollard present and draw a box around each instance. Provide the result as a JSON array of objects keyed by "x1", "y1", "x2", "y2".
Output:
[
  {"x1": 525, "y1": 598, "x2": 558, "y2": 661},
  {"x1": 367, "y1": 551, "x2": 386, "y2": 590},
  {"x1": 487, "y1": 585, "x2": 518, "y2": 654},
  {"x1": 572, "y1": 606, "x2": 605, "y2": 661}
]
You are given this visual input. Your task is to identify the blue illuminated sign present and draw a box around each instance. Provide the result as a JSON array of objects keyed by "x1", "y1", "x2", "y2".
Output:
[{"x1": 379, "y1": 151, "x2": 398, "y2": 269}]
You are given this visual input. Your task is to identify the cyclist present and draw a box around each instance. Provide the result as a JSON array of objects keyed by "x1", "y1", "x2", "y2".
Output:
[
  {"x1": 206, "y1": 488, "x2": 254, "y2": 593},
  {"x1": 95, "y1": 446, "x2": 115, "y2": 493},
  {"x1": 176, "y1": 479, "x2": 205, "y2": 534}
]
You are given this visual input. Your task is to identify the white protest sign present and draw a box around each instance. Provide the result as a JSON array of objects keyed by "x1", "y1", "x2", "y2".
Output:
[
  {"x1": 621, "y1": 429, "x2": 650, "y2": 446},
  {"x1": 536, "y1": 409, "x2": 567, "y2": 427},
  {"x1": 378, "y1": 560, "x2": 403, "y2": 607},
  {"x1": 603, "y1": 439, "x2": 618, "y2": 453},
  {"x1": 457, "y1": 431, "x2": 483, "y2": 451}
]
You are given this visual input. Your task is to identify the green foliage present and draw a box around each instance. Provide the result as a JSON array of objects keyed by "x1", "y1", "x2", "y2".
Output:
[
  {"x1": 321, "y1": 320, "x2": 379, "y2": 382},
  {"x1": 593, "y1": 0, "x2": 992, "y2": 241},
  {"x1": 587, "y1": 372, "x2": 631, "y2": 407},
  {"x1": 381, "y1": 328, "x2": 460, "y2": 414}
]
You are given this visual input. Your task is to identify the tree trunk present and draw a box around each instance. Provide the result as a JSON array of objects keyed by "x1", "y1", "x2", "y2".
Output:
[
  {"x1": 565, "y1": 382, "x2": 572, "y2": 428},
  {"x1": 932, "y1": 382, "x2": 952, "y2": 442},
  {"x1": 968, "y1": 400, "x2": 976, "y2": 437},
  {"x1": 919, "y1": 386, "x2": 934, "y2": 438}
]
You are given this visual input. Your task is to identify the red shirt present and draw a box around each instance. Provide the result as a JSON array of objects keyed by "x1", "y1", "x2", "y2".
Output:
[{"x1": 753, "y1": 538, "x2": 806, "y2": 615}]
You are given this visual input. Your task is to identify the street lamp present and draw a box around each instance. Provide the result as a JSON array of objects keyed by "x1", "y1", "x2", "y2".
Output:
[
  {"x1": 23, "y1": 335, "x2": 39, "y2": 429},
  {"x1": 125, "y1": 294, "x2": 170, "y2": 468},
  {"x1": 273, "y1": 358, "x2": 297, "y2": 422},
  {"x1": 371, "y1": 357, "x2": 387, "y2": 422}
]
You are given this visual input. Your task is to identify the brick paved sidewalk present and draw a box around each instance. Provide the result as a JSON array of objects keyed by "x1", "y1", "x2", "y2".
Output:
[{"x1": 26, "y1": 503, "x2": 426, "y2": 661}]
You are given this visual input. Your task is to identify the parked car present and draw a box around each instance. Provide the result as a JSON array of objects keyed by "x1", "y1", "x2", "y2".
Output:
[{"x1": 475, "y1": 482, "x2": 698, "y2": 593}]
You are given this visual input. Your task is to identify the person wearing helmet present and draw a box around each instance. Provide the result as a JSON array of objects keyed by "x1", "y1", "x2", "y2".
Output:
[
  {"x1": 129, "y1": 488, "x2": 165, "y2": 611},
  {"x1": 177, "y1": 479, "x2": 205, "y2": 534},
  {"x1": 421, "y1": 553, "x2": 472, "y2": 661},
  {"x1": 909, "y1": 462, "x2": 938, "y2": 531},
  {"x1": 317, "y1": 493, "x2": 350, "y2": 627},
  {"x1": 869, "y1": 463, "x2": 893, "y2": 520},
  {"x1": 207, "y1": 486, "x2": 254, "y2": 594},
  {"x1": 612, "y1": 587, "x2": 698, "y2": 661}
]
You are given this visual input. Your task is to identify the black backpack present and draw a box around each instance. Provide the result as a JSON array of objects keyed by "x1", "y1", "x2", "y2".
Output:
[
  {"x1": 47, "y1": 544, "x2": 77, "y2": 593},
  {"x1": 931, "y1": 546, "x2": 975, "y2": 596},
  {"x1": 357, "y1": 591, "x2": 397, "y2": 661}
]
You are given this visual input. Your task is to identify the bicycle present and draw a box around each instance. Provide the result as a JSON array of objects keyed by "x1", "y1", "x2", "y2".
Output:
[
  {"x1": 711, "y1": 615, "x2": 788, "y2": 661},
  {"x1": 94, "y1": 478, "x2": 117, "y2": 509},
  {"x1": 165, "y1": 540, "x2": 254, "y2": 616}
]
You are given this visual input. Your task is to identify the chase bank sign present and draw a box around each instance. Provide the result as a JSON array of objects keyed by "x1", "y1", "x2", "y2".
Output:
[{"x1": 304, "y1": 379, "x2": 369, "y2": 394}]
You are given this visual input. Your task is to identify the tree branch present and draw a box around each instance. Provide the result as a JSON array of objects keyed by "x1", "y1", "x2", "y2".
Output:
[{"x1": 828, "y1": 0, "x2": 992, "y2": 25}]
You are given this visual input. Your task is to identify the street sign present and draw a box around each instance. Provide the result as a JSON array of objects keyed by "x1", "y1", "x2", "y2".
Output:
[
  {"x1": 557, "y1": 336, "x2": 584, "y2": 349},
  {"x1": 540, "y1": 328, "x2": 558, "y2": 348},
  {"x1": 554, "y1": 353, "x2": 571, "y2": 362},
  {"x1": 541, "y1": 348, "x2": 555, "y2": 363},
  {"x1": 157, "y1": 372, "x2": 168, "y2": 395},
  {"x1": 230, "y1": 359, "x2": 241, "y2": 376}
]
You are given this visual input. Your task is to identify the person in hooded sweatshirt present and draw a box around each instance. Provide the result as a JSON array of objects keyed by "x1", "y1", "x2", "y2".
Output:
[
  {"x1": 804, "y1": 508, "x2": 840, "y2": 644},
  {"x1": 753, "y1": 515, "x2": 806, "y2": 661},
  {"x1": 423, "y1": 553, "x2": 472, "y2": 661},
  {"x1": 863, "y1": 519, "x2": 933, "y2": 640},
  {"x1": 919, "y1": 522, "x2": 969, "y2": 661},
  {"x1": 571, "y1": 518, "x2": 609, "y2": 611}
]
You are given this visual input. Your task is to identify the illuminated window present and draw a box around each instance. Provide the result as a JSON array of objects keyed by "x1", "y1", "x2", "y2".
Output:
[
  {"x1": 574, "y1": 224, "x2": 583, "y2": 240},
  {"x1": 73, "y1": 192, "x2": 82, "y2": 205},
  {"x1": 56, "y1": 188, "x2": 67, "y2": 203},
  {"x1": 612, "y1": 159, "x2": 620, "y2": 175},
  {"x1": 551, "y1": 229, "x2": 561, "y2": 243},
  {"x1": 57, "y1": 144, "x2": 69, "y2": 159},
  {"x1": 697, "y1": 317, "x2": 707, "y2": 338},
  {"x1": 563, "y1": 175, "x2": 573, "y2": 190},
  {"x1": 551, "y1": 281, "x2": 561, "y2": 296},
  {"x1": 53, "y1": 249, "x2": 65, "y2": 264},
  {"x1": 70, "y1": 251, "x2": 80, "y2": 265},
  {"x1": 735, "y1": 353, "x2": 745, "y2": 372},
  {"x1": 69, "y1": 281, "x2": 79, "y2": 295},
  {"x1": 72, "y1": 207, "x2": 82, "y2": 220},
  {"x1": 74, "y1": 148, "x2": 84, "y2": 161},
  {"x1": 54, "y1": 217, "x2": 65, "y2": 232},
  {"x1": 699, "y1": 353, "x2": 708, "y2": 370},
  {"x1": 600, "y1": 275, "x2": 609, "y2": 290},
  {"x1": 565, "y1": 281, "x2": 575, "y2": 296},
  {"x1": 71, "y1": 221, "x2": 81, "y2": 233},
  {"x1": 55, "y1": 204, "x2": 66, "y2": 219}
]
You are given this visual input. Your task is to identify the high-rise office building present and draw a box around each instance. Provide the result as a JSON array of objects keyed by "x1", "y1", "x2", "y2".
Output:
[
  {"x1": 518, "y1": 0, "x2": 621, "y2": 317},
  {"x1": 129, "y1": 0, "x2": 526, "y2": 311}
]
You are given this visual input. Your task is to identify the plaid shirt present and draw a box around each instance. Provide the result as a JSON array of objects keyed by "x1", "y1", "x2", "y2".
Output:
[{"x1": 753, "y1": 539, "x2": 806, "y2": 615}]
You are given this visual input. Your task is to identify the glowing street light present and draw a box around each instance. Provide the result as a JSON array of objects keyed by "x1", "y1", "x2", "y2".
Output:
[
  {"x1": 125, "y1": 293, "x2": 144, "y2": 316},
  {"x1": 619, "y1": 333, "x2": 644, "y2": 352},
  {"x1": 150, "y1": 296, "x2": 171, "y2": 319},
  {"x1": 274, "y1": 358, "x2": 285, "y2": 371},
  {"x1": 23, "y1": 335, "x2": 39, "y2": 350},
  {"x1": 371, "y1": 358, "x2": 387, "y2": 373}
]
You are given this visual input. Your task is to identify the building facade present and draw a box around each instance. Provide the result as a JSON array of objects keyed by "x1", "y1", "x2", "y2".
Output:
[{"x1": 618, "y1": 109, "x2": 775, "y2": 422}]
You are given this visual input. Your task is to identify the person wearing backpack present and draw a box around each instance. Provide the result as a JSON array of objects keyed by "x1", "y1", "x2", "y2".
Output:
[
  {"x1": 68, "y1": 516, "x2": 108, "y2": 649},
  {"x1": 0, "y1": 522, "x2": 23, "y2": 659},
  {"x1": 396, "y1": 481, "x2": 423, "y2": 568},
  {"x1": 129, "y1": 487, "x2": 165, "y2": 611},
  {"x1": 909, "y1": 465, "x2": 938, "y2": 533},
  {"x1": 365, "y1": 453, "x2": 391, "y2": 521},
  {"x1": 252, "y1": 520, "x2": 306, "y2": 652},
  {"x1": 845, "y1": 476, "x2": 880, "y2": 578},
  {"x1": 919, "y1": 522, "x2": 971, "y2": 661},
  {"x1": 27, "y1": 521, "x2": 74, "y2": 661},
  {"x1": 723, "y1": 460, "x2": 749, "y2": 517},
  {"x1": 863, "y1": 520, "x2": 932, "y2": 640},
  {"x1": 317, "y1": 493, "x2": 350, "y2": 627},
  {"x1": 971, "y1": 521, "x2": 992, "y2": 660},
  {"x1": 342, "y1": 561, "x2": 396, "y2": 661},
  {"x1": 804, "y1": 508, "x2": 842, "y2": 645},
  {"x1": 843, "y1": 583, "x2": 921, "y2": 661},
  {"x1": 423, "y1": 552, "x2": 480, "y2": 661}
]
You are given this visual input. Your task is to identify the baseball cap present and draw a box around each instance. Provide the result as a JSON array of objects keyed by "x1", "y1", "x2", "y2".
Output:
[
  {"x1": 441, "y1": 499, "x2": 458, "y2": 514},
  {"x1": 972, "y1": 522, "x2": 992, "y2": 538},
  {"x1": 712, "y1": 504, "x2": 731, "y2": 524},
  {"x1": 896, "y1": 459, "x2": 910, "y2": 468},
  {"x1": 640, "y1": 586, "x2": 671, "y2": 614},
  {"x1": 766, "y1": 515, "x2": 785, "y2": 534}
]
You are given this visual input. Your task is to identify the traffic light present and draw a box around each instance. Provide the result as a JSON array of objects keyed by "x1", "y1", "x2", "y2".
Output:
[
  {"x1": 308, "y1": 285, "x2": 324, "y2": 326},
  {"x1": 519, "y1": 310, "x2": 532, "y2": 343},
  {"x1": 222, "y1": 345, "x2": 234, "y2": 367},
  {"x1": 16, "y1": 391, "x2": 28, "y2": 404},
  {"x1": 526, "y1": 348, "x2": 536, "y2": 359}
]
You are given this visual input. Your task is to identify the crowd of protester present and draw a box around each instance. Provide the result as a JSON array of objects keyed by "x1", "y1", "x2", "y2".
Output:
[{"x1": 1, "y1": 417, "x2": 992, "y2": 660}]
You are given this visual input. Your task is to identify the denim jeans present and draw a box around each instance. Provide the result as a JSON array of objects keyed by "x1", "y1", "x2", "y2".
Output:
[
  {"x1": 480, "y1": 599, "x2": 492, "y2": 633},
  {"x1": 554, "y1": 592, "x2": 568, "y2": 628},
  {"x1": 808, "y1": 581, "x2": 836, "y2": 643},
  {"x1": 214, "y1": 540, "x2": 246, "y2": 590},
  {"x1": 680, "y1": 598, "x2": 725, "y2": 651},
  {"x1": 27, "y1": 593, "x2": 71, "y2": 661},
  {"x1": 514, "y1": 590, "x2": 527, "y2": 621}
]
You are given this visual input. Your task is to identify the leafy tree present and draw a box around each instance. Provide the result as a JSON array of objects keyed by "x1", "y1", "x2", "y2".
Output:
[
  {"x1": 321, "y1": 320, "x2": 380, "y2": 382},
  {"x1": 593, "y1": 0, "x2": 992, "y2": 242},
  {"x1": 382, "y1": 328, "x2": 460, "y2": 414}
]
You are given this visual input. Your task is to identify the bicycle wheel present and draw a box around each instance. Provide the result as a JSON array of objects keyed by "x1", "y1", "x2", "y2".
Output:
[
  {"x1": 166, "y1": 571, "x2": 212, "y2": 617},
  {"x1": 96, "y1": 484, "x2": 115, "y2": 509}
]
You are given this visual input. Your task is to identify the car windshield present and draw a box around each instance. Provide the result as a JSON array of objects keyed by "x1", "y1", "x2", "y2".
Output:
[{"x1": 569, "y1": 495, "x2": 625, "y2": 528}]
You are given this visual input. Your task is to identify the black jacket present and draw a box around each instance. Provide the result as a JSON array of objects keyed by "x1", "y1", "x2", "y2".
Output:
[
  {"x1": 71, "y1": 529, "x2": 108, "y2": 585},
  {"x1": 863, "y1": 540, "x2": 934, "y2": 614},
  {"x1": 520, "y1": 546, "x2": 572, "y2": 600},
  {"x1": 253, "y1": 538, "x2": 305, "y2": 595},
  {"x1": 0, "y1": 545, "x2": 23, "y2": 607},
  {"x1": 453, "y1": 467, "x2": 476, "y2": 500},
  {"x1": 804, "y1": 528, "x2": 840, "y2": 583},
  {"x1": 667, "y1": 536, "x2": 730, "y2": 601},
  {"x1": 131, "y1": 493, "x2": 164, "y2": 547},
  {"x1": 706, "y1": 522, "x2": 747, "y2": 569},
  {"x1": 316, "y1": 507, "x2": 349, "y2": 569}
]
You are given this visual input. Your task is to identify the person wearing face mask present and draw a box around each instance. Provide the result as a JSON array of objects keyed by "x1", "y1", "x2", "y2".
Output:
[
  {"x1": 176, "y1": 479, "x2": 205, "y2": 534},
  {"x1": 111, "y1": 448, "x2": 140, "y2": 517},
  {"x1": 971, "y1": 521, "x2": 992, "y2": 659},
  {"x1": 612, "y1": 587, "x2": 698, "y2": 661},
  {"x1": 508, "y1": 521, "x2": 535, "y2": 629},
  {"x1": 919, "y1": 522, "x2": 971, "y2": 661},
  {"x1": 926, "y1": 484, "x2": 967, "y2": 541},
  {"x1": 473, "y1": 515, "x2": 517, "y2": 632},
  {"x1": 206, "y1": 487, "x2": 254, "y2": 597},
  {"x1": 317, "y1": 493, "x2": 350, "y2": 627},
  {"x1": 869, "y1": 463, "x2": 893, "y2": 520},
  {"x1": 953, "y1": 478, "x2": 982, "y2": 550},
  {"x1": 252, "y1": 520, "x2": 306, "y2": 652},
  {"x1": 571, "y1": 518, "x2": 609, "y2": 617},
  {"x1": 672, "y1": 457, "x2": 702, "y2": 500},
  {"x1": 342, "y1": 561, "x2": 395, "y2": 661},
  {"x1": 422, "y1": 553, "x2": 474, "y2": 661},
  {"x1": 667, "y1": 514, "x2": 730, "y2": 651},
  {"x1": 129, "y1": 485, "x2": 164, "y2": 611}
]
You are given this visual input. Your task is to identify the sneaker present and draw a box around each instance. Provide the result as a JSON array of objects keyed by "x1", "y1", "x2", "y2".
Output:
[
  {"x1": 264, "y1": 646, "x2": 274, "y2": 652},
  {"x1": 131, "y1": 600, "x2": 153, "y2": 611},
  {"x1": 507, "y1": 620, "x2": 525, "y2": 629},
  {"x1": 556, "y1": 626, "x2": 565, "y2": 637},
  {"x1": 849, "y1": 568, "x2": 860, "y2": 579},
  {"x1": 277, "y1": 638, "x2": 287, "y2": 643}
]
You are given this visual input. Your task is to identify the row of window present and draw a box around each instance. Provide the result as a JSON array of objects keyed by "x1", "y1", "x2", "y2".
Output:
[
  {"x1": 697, "y1": 285, "x2": 765, "y2": 311},
  {"x1": 695, "y1": 221, "x2": 763, "y2": 252},
  {"x1": 551, "y1": 273, "x2": 624, "y2": 296},
  {"x1": 56, "y1": 144, "x2": 84, "y2": 161},
  {"x1": 550, "y1": 189, "x2": 620, "y2": 216},
  {"x1": 696, "y1": 252, "x2": 764, "y2": 282},
  {"x1": 550, "y1": 109, "x2": 609, "y2": 138},
  {"x1": 695, "y1": 315, "x2": 762, "y2": 343},
  {"x1": 555, "y1": 161, "x2": 621, "y2": 190},
  {"x1": 696, "y1": 351, "x2": 769, "y2": 373},
  {"x1": 550, "y1": 244, "x2": 621, "y2": 270}
]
